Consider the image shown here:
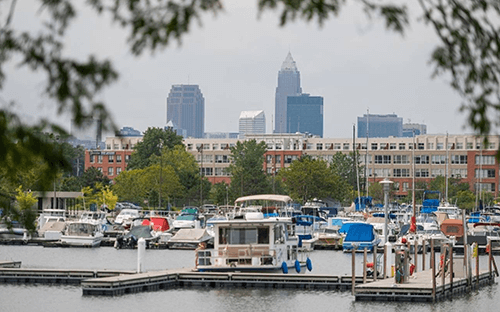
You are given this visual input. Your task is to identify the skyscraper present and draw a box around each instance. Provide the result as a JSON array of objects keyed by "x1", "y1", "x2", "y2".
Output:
[
  {"x1": 357, "y1": 114, "x2": 403, "y2": 138},
  {"x1": 166, "y1": 84, "x2": 205, "y2": 138},
  {"x1": 286, "y1": 94, "x2": 323, "y2": 137},
  {"x1": 275, "y1": 52, "x2": 302, "y2": 133},
  {"x1": 239, "y1": 110, "x2": 266, "y2": 138}
]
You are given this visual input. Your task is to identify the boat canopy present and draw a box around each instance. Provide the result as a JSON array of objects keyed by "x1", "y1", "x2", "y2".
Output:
[
  {"x1": 235, "y1": 194, "x2": 292, "y2": 204},
  {"x1": 344, "y1": 223, "x2": 375, "y2": 242}
]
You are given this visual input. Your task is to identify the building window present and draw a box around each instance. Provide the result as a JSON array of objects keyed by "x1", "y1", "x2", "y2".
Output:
[
  {"x1": 451, "y1": 169, "x2": 467, "y2": 178},
  {"x1": 415, "y1": 169, "x2": 429, "y2": 177},
  {"x1": 201, "y1": 168, "x2": 213, "y2": 176},
  {"x1": 431, "y1": 169, "x2": 444, "y2": 177},
  {"x1": 334, "y1": 143, "x2": 341, "y2": 150},
  {"x1": 475, "y1": 183, "x2": 495, "y2": 192},
  {"x1": 215, "y1": 168, "x2": 228, "y2": 176},
  {"x1": 466, "y1": 142, "x2": 473, "y2": 149},
  {"x1": 374, "y1": 155, "x2": 391, "y2": 164},
  {"x1": 90, "y1": 155, "x2": 95, "y2": 163},
  {"x1": 475, "y1": 169, "x2": 496, "y2": 178},
  {"x1": 108, "y1": 155, "x2": 114, "y2": 163},
  {"x1": 113, "y1": 143, "x2": 119, "y2": 149},
  {"x1": 475, "y1": 155, "x2": 495, "y2": 165},
  {"x1": 394, "y1": 155, "x2": 409, "y2": 164},
  {"x1": 108, "y1": 167, "x2": 114, "y2": 176},
  {"x1": 275, "y1": 155, "x2": 281, "y2": 164},
  {"x1": 399, "y1": 143, "x2": 405, "y2": 150},
  {"x1": 418, "y1": 143, "x2": 425, "y2": 150},
  {"x1": 431, "y1": 155, "x2": 446, "y2": 164},
  {"x1": 343, "y1": 143, "x2": 350, "y2": 150},
  {"x1": 116, "y1": 167, "x2": 122, "y2": 175},
  {"x1": 436, "y1": 143, "x2": 443, "y2": 150},
  {"x1": 393, "y1": 168, "x2": 410, "y2": 177},
  {"x1": 106, "y1": 144, "x2": 111, "y2": 150},
  {"x1": 428, "y1": 143, "x2": 434, "y2": 149},
  {"x1": 414, "y1": 155, "x2": 429, "y2": 164},
  {"x1": 125, "y1": 155, "x2": 131, "y2": 163},
  {"x1": 390, "y1": 143, "x2": 396, "y2": 150},
  {"x1": 212, "y1": 144, "x2": 219, "y2": 150},
  {"x1": 402, "y1": 182, "x2": 409, "y2": 192},
  {"x1": 97, "y1": 155, "x2": 103, "y2": 163},
  {"x1": 456, "y1": 142, "x2": 463, "y2": 149},
  {"x1": 97, "y1": 167, "x2": 103, "y2": 173},
  {"x1": 187, "y1": 144, "x2": 193, "y2": 150},
  {"x1": 316, "y1": 143, "x2": 323, "y2": 150},
  {"x1": 451, "y1": 155, "x2": 467, "y2": 164},
  {"x1": 371, "y1": 143, "x2": 378, "y2": 150},
  {"x1": 116, "y1": 155, "x2": 122, "y2": 163},
  {"x1": 216, "y1": 155, "x2": 230, "y2": 163}
]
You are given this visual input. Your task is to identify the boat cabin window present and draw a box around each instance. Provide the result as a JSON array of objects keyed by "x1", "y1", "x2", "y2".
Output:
[{"x1": 219, "y1": 227, "x2": 269, "y2": 245}]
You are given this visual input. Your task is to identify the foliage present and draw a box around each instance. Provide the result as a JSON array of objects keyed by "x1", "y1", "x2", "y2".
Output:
[
  {"x1": 12, "y1": 186, "x2": 38, "y2": 233},
  {"x1": 127, "y1": 127, "x2": 184, "y2": 170},
  {"x1": 330, "y1": 151, "x2": 365, "y2": 193},
  {"x1": 80, "y1": 183, "x2": 118, "y2": 211},
  {"x1": 453, "y1": 190, "x2": 476, "y2": 210},
  {"x1": 111, "y1": 169, "x2": 147, "y2": 204},
  {"x1": 278, "y1": 156, "x2": 352, "y2": 204},
  {"x1": 428, "y1": 175, "x2": 470, "y2": 201},
  {"x1": 228, "y1": 140, "x2": 271, "y2": 199},
  {"x1": 209, "y1": 182, "x2": 229, "y2": 206}
]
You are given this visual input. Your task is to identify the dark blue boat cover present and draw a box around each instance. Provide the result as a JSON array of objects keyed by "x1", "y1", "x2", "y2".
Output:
[{"x1": 344, "y1": 223, "x2": 375, "y2": 242}]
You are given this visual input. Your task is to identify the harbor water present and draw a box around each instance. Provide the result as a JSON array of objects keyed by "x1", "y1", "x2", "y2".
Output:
[{"x1": 1, "y1": 245, "x2": 499, "y2": 311}]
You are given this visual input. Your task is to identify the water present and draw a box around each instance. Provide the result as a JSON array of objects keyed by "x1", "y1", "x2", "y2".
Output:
[{"x1": 1, "y1": 245, "x2": 499, "y2": 312}]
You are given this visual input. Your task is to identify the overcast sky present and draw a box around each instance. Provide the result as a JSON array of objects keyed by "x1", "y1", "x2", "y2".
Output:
[{"x1": 2, "y1": 1, "x2": 475, "y2": 139}]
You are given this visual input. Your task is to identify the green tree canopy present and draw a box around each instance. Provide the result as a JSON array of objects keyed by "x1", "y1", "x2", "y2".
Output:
[
  {"x1": 127, "y1": 127, "x2": 184, "y2": 170},
  {"x1": 228, "y1": 140, "x2": 271, "y2": 199}
]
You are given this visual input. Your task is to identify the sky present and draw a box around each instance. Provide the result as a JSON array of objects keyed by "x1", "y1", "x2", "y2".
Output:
[{"x1": 1, "y1": 1, "x2": 475, "y2": 139}]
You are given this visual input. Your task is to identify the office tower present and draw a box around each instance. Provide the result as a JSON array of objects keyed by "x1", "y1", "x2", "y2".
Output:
[
  {"x1": 275, "y1": 52, "x2": 302, "y2": 133},
  {"x1": 357, "y1": 113, "x2": 403, "y2": 138},
  {"x1": 286, "y1": 94, "x2": 323, "y2": 137},
  {"x1": 403, "y1": 123, "x2": 428, "y2": 137},
  {"x1": 239, "y1": 110, "x2": 266, "y2": 138},
  {"x1": 166, "y1": 84, "x2": 205, "y2": 138}
]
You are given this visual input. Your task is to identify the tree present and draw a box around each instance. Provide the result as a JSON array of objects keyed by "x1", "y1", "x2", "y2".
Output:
[
  {"x1": 228, "y1": 140, "x2": 271, "y2": 198},
  {"x1": 278, "y1": 156, "x2": 351, "y2": 204},
  {"x1": 209, "y1": 182, "x2": 229, "y2": 206},
  {"x1": 80, "y1": 183, "x2": 118, "y2": 211},
  {"x1": 80, "y1": 167, "x2": 111, "y2": 190},
  {"x1": 13, "y1": 186, "x2": 38, "y2": 233},
  {"x1": 127, "y1": 127, "x2": 184, "y2": 170},
  {"x1": 330, "y1": 151, "x2": 365, "y2": 192}
]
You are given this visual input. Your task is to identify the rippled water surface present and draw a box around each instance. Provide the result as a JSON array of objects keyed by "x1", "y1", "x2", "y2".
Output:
[{"x1": 1, "y1": 245, "x2": 499, "y2": 312}]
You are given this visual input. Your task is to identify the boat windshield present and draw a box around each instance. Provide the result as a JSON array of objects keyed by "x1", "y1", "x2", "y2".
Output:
[{"x1": 219, "y1": 227, "x2": 269, "y2": 245}]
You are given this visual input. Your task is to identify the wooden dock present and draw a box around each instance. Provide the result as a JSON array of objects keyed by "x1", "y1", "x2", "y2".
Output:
[
  {"x1": 81, "y1": 270, "x2": 368, "y2": 296},
  {"x1": 0, "y1": 268, "x2": 135, "y2": 284},
  {"x1": 355, "y1": 269, "x2": 495, "y2": 302}
]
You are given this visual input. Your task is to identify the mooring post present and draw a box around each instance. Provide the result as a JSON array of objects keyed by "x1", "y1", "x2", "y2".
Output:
[
  {"x1": 363, "y1": 247, "x2": 367, "y2": 283},
  {"x1": 352, "y1": 245, "x2": 356, "y2": 296},
  {"x1": 430, "y1": 239, "x2": 434, "y2": 269},
  {"x1": 476, "y1": 243, "x2": 480, "y2": 290},
  {"x1": 137, "y1": 238, "x2": 146, "y2": 273},
  {"x1": 383, "y1": 244, "x2": 387, "y2": 278},
  {"x1": 431, "y1": 239, "x2": 436, "y2": 302},
  {"x1": 441, "y1": 244, "x2": 446, "y2": 297},
  {"x1": 373, "y1": 244, "x2": 378, "y2": 281},
  {"x1": 489, "y1": 239, "x2": 492, "y2": 281},
  {"x1": 422, "y1": 238, "x2": 426, "y2": 271},
  {"x1": 449, "y1": 244, "x2": 454, "y2": 297}
]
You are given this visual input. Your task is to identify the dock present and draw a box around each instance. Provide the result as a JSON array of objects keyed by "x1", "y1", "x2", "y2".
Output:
[
  {"x1": 0, "y1": 268, "x2": 135, "y2": 284},
  {"x1": 355, "y1": 269, "x2": 494, "y2": 302}
]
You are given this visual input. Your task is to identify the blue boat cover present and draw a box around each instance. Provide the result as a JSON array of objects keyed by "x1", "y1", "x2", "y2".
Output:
[{"x1": 344, "y1": 223, "x2": 375, "y2": 242}]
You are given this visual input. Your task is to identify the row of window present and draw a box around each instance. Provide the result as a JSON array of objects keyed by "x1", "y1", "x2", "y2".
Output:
[
  {"x1": 89, "y1": 154, "x2": 130, "y2": 164},
  {"x1": 369, "y1": 154, "x2": 470, "y2": 165},
  {"x1": 186, "y1": 141, "x2": 497, "y2": 151},
  {"x1": 371, "y1": 168, "x2": 468, "y2": 178},
  {"x1": 95, "y1": 167, "x2": 122, "y2": 176}
]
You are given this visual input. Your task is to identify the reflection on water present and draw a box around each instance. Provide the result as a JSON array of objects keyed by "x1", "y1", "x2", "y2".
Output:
[{"x1": 1, "y1": 245, "x2": 499, "y2": 312}]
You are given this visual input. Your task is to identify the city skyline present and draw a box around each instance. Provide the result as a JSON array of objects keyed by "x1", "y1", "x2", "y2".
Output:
[{"x1": 2, "y1": 1, "x2": 478, "y2": 139}]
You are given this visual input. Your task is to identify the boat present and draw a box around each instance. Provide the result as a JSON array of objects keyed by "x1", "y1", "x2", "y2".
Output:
[
  {"x1": 342, "y1": 223, "x2": 380, "y2": 252},
  {"x1": 141, "y1": 216, "x2": 173, "y2": 244},
  {"x1": 114, "y1": 209, "x2": 140, "y2": 227},
  {"x1": 172, "y1": 208, "x2": 202, "y2": 230},
  {"x1": 79, "y1": 211, "x2": 110, "y2": 232},
  {"x1": 114, "y1": 220, "x2": 160, "y2": 249},
  {"x1": 60, "y1": 221, "x2": 104, "y2": 247},
  {"x1": 168, "y1": 228, "x2": 212, "y2": 249},
  {"x1": 195, "y1": 212, "x2": 312, "y2": 273},
  {"x1": 233, "y1": 194, "x2": 294, "y2": 218}
]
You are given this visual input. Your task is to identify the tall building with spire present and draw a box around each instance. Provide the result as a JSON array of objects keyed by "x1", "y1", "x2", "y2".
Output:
[
  {"x1": 275, "y1": 52, "x2": 302, "y2": 133},
  {"x1": 166, "y1": 84, "x2": 205, "y2": 138}
]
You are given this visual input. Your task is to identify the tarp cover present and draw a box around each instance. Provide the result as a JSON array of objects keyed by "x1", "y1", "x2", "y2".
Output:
[{"x1": 344, "y1": 223, "x2": 375, "y2": 242}]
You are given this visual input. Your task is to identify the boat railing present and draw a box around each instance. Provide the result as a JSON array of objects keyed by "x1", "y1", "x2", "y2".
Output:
[{"x1": 196, "y1": 246, "x2": 277, "y2": 267}]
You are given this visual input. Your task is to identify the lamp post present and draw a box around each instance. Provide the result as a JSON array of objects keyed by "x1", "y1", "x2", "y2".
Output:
[
  {"x1": 380, "y1": 178, "x2": 393, "y2": 244},
  {"x1": 158, "y1": 141, "x2": 163, "y2": 210},
  {"x1": 197, "y1": 144, "x2": 204, "y2": 207}
]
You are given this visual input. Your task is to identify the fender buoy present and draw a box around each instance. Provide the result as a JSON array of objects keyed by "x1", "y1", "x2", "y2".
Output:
[
  {"x1": 306, "y1": 258, "x2": 313, "y2": 272},
  {"x1": 295, "y1": 260, "x2": 301, "y2": 273},
  {"x1": 281, "y1": 261, "x2": 288, "y2": 274}
]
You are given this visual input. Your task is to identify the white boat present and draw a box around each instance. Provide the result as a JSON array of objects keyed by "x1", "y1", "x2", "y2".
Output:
[
  {"x1": 195, "y1": 213, "x2": 312, "y2": 274},
  {"x1": 168, "y1": 228, "x2": 212, "y2": 249},
  {"x1": 114, "y1": 209, "x2": 140, "y2": 226},
  {"x1": 79, "y1": 211, "x2": 109, "y2": 232},
  {"x1": 233, "y1": 194, "x2": 294, "y2": 218},
  {"x1": 60, "y1": 221, "x2": 104, "y2": 247}
]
